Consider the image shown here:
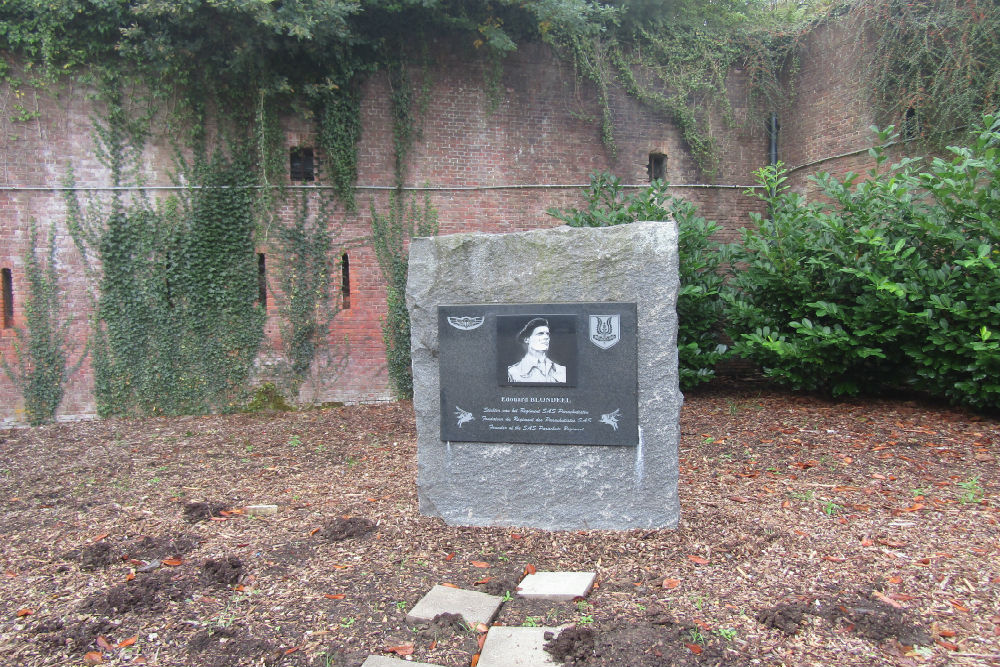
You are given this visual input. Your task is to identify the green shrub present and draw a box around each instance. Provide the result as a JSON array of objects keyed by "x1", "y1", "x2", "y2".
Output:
[
  {"x1": 726, "y1": 115, "x2": 1000, "y2": 409},
  {"x1": 547, "y1": 172, "x2": 730, "y2": 388}
]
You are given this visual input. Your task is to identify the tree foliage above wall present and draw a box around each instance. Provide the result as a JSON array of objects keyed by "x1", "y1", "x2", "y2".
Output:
[
  {"x1": 3, "y1": 0, "x2": 997, "y2": 174},
  {"x1": 0, "y1": 0, "x2": 825, "y2": 180}
]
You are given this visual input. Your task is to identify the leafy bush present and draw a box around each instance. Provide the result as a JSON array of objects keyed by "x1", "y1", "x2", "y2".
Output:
[
  {"x1": 547, "y1": 172, "x2": 730, "y2": 388},
  {"x1": 726, "y1": 115, "x2": 1000, "y2": 409}
]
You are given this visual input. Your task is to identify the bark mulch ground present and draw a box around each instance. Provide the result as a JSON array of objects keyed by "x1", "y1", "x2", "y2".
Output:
[{"x1": 0, "y1": 384, "x2": 998, "y2": 667}]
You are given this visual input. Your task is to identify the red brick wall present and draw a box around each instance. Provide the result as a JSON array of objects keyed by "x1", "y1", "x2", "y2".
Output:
[
  {"x1": 1, "y1": 40, "x2": 782, "y2": 424},
  {"x1": 774, "y1": 16, "x2": 923, "y2": 195}
]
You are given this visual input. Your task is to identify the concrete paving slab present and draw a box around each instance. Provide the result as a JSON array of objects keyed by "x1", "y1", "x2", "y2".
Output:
[
  {"x1": 361, "y1": 656, "x2": 443, "y2": 667},
  {"x1": 477, "y1": 626, "x2": 565, "y2": 667},
  {"x1": 360, "y1": 656, "x2": 443, "y2": 667},
  {"x1": 406, "y1": 584, "x2": 503, "y2": 626},
  {"x1": 516, "y1": 572, "x2": 596, "y2": 601}
]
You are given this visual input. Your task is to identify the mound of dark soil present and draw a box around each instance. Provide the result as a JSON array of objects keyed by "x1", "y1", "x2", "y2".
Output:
[
  {"x1": 551, "y1": 621, "x2": 747, "y2": 667},
  {"x1": 319, "y1": 517, "x2": 376, "y2": 541},
  {"x1": 758, "y1": 591, "x2": 929, "y2": 646},
  {"x1": 126, "y1": 534, "x2": 198, "y2": 560},
  {"x1": 202, "y1": 556, "x2": 245, "y2": 587},
  {"x1": 816, "y1": 593, "x2": 930, "y2": 646},
  {"x1": 83, "y1": 571, "x2": 192, "y2": 615},
  {"x1": 478, "y1": 576, "x2": 519, "y2": 597},
  {"x1": 78, "y1": 540, "x2": 119, "y2": 571},
  {"x1": 426, "y1": 612, "x2": 466, "y2": 634},
  {"x1": 34, "y1": 619, "x2": 119, "y2": 651},
  {"x1": 544, "y1": 626, "x2": 595, "y2": 663},
  {"x1": 756, "y1": 603, "x2": 809, "y2": 635},
  {"x1": 188, "y1": 626, "x2": 282, "y2": 667}
]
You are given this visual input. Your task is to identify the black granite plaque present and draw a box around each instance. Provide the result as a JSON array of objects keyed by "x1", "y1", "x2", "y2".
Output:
[{"x1": 439, "y1": 303, "x2": 638, "y2": 445}]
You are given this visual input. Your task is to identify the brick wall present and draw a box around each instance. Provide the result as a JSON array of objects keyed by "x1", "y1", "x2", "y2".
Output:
[
  {"x1": 1, "y1": 34, "x2": 818, "y2": 424},
  {"x1": 773, "y1": 15, "x2": 927, "y2": 196}
]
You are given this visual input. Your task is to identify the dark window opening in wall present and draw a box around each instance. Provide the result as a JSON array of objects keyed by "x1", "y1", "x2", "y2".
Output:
[
  {"x1": 257, "y1": 253, "x2": 267, "y2": 307},
  {"x1": 341, "y1": 253, "x2": 351, "y2": 310},
  {"x1": 647, "y1": 153, "x2": 666, "y2": 182},
  {"x1": 902, "y1": 107, "x2": 919, "y2": 141},
  {"x1": 290, "y1": 147, "x2": 315, "y2": 181},
  {"x1": 1, "y1": 268, "x2": 13, "y2": 328}
]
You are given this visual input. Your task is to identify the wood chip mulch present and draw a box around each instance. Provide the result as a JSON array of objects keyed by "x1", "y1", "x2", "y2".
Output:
[{"x1": 0, "y1": 384, "x2": 997, "y2": 666}]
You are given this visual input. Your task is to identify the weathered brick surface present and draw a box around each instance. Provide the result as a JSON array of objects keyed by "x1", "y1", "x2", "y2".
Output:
[
  {"x1": 776, "y1": 16, "x2": 892, "y2": 195},
  {"x1": 0, "y1": 25, "x2": 890, "y2": 423}
]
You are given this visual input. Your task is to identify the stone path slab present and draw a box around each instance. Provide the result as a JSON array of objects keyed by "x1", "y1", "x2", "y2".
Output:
[
  {"x1": 516, "y1": 571, "x2": 596, "y2": 601},
  {"x1": 361, "y1": 657, "x2": 443, "y2": 667},
  {"x1": 477, "y1": 626, "x2": 565, "y2": 667},
  {"x1": 406, "y1": 584, "x2": 503, "y2": 626},
  {"x1": 361, "y1": 655, "x2": 441, "y2": 667}
]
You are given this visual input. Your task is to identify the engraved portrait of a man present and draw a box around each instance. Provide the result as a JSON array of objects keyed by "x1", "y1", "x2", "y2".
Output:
[{"x1": 507, "y1": 317, "x2": 567, "y2": 383}]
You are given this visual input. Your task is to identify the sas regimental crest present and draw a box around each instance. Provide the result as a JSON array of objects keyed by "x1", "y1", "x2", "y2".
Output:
[{"x1": 589, "y1": 314, "x2": 621, "y2": 350}]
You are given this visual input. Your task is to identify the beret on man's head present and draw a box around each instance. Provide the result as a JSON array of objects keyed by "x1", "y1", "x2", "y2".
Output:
[{"x1": 516, "y1": 317, "x2": 549, "y2": 343}]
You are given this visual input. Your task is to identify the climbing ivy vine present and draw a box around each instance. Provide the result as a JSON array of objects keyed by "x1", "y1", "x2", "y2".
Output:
[
  {"x1": 0, "y1": 221, "x2": 79, "y2": 425},
  {"x1": 545, "y1": 1, "x2": 816, "y2": 178},
  {"x1": 315, "y1": 86, "x2": 362, "y2": 211},
  {"x1": 371, "y1": 192, "x2": 438, "y2": 400},
  {"x1": 387, "y1": 57, "x2": 432, "y2": 191},
  {"x1": 65, "y1": 82, "x2": 265, "y2": 417},
  {"x1": 854, "y1": 0, "x2": 1000, "y2": 147},
  {"x1": 272, "y1": 192, "x2": 351, "y2": 402}
]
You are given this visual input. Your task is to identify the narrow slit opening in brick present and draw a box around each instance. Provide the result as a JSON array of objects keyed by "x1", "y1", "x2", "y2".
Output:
[
  {"x1": 1, "y1": 268, "x2": 13, "y2": 328},
  {"x1": 341, "y1": 253, "x2": 351, "y2": 310},
  {"x1": 902, "y1": 107, "x2": 919, "y2": 141},
  {"x1": 257, "y1": 253, "x2": 267, "y2": 307}
]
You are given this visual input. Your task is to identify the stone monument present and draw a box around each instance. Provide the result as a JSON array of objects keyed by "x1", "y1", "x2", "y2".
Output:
[{"x1": 406, "y1": 221, "x2": 681, "y2": 530}]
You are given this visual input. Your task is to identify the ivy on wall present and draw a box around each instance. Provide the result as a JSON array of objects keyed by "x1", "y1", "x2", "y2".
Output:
[
  {"x1": 272, "y1": 192, "x2": 352, "y2": 402},
  {"x1": 65, "y1": 83, "x2": 265, "y2": 417},
  {"x1": 371, "y1": 192, "x2": 438, "y2": 400},
  {"x1": 0, "y1": 0, "x2": 819, "y2": 186},
  {"x1": 387, "y1": 57, "x2": 432, "y2": 191},
  {"x1": 6, "y1": 0, "x2": 994, "y2": 185},
  {"x1": 4, "y1": 0, "x2": 998, "y2": 421},
  {"x1": 0, "y1": 221, "x2": 80, "y2": 425},
  {"x1": 315, "y1": 86, "x2": 362, "y2": 211},
  {"x1": 854, "y1": 0, "x2": 1000, "y2": 147},
  {"x1": 546, "y1": 2, "x2": 815, "y2": 179}
]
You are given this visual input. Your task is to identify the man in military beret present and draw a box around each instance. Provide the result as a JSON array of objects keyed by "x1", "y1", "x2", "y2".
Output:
[{"x1": 507, "y1": 317, "x2": 566, "y2": 383}]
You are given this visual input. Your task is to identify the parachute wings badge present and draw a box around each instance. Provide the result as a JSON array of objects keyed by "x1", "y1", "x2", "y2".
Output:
[{"x1": 447, "y1": 316, "x2": 485, "y2": 331}]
